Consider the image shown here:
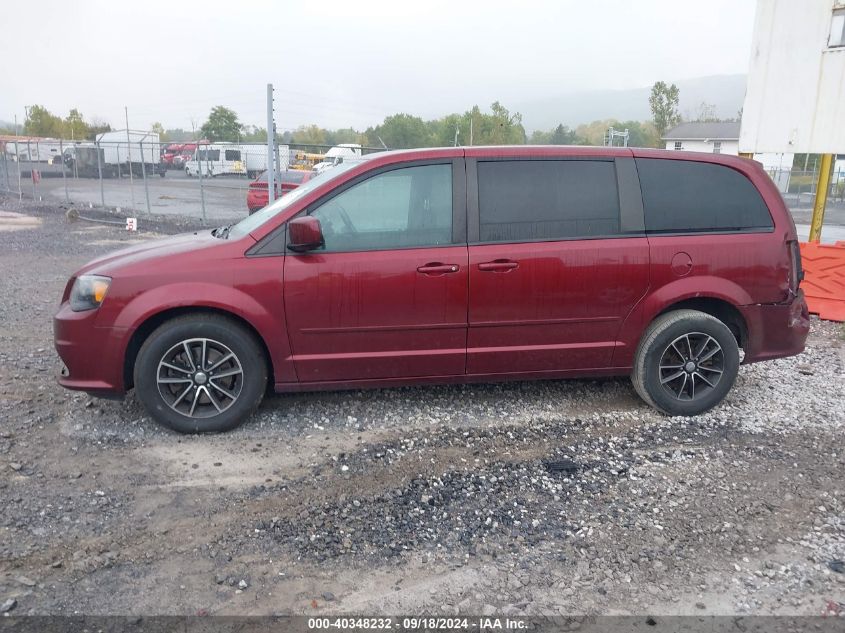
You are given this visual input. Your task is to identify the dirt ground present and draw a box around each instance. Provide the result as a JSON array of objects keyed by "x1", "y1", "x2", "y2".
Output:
[{"x1": 0, "y1": 198, "x2": 843, "y2": 618}]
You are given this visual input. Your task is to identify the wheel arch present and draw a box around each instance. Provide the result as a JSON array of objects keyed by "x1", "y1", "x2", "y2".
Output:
[
  {"x1": 122, "y1": 306, "x2": 274, "y2": 391},
  {"x1": 614, "y1": 277, "x2": 753, "y2": 368},
  {"x1": 655, "y1": 297, "x2": 748, "y2": 350}
]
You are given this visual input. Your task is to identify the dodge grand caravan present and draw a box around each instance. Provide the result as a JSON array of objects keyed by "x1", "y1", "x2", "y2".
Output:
[{"x1": 54, "y1": 147, "x2": 810, "y2": 433}]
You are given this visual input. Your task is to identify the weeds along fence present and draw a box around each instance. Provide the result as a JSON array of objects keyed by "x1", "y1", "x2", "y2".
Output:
[{"x1": 0, "y1": 138, "x2": 384, "y2": 225}]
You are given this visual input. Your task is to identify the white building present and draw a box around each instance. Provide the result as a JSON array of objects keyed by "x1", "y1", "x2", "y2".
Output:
[
  {"x1": 663, "y1": 121, "x2": 741, "y2": 155},
  {"x1": 739, "y1": 0, "x2": 845, "y2": 155},
  {"x1": 663, "y1": 121, "x2": 794, "y2": 192}
]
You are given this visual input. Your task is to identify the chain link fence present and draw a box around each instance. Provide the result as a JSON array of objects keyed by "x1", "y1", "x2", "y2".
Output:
[
  {"x1": 769, "y1": 167, "x2": 845, "y2": 205},
  {"x1": 2, "y1": 139, "x2": 843, "y2": 227},
  {"x1": 0, "y1": 137, "x2": 383, "y2": 225}
]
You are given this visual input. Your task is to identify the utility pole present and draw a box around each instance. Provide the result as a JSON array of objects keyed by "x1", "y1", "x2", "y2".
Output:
[
  {"x1": 809, "y1": 153, "x2": 833, "y2": 243},
  {"x1": 14, "y1": 114, "x2": 21, "y2": 200},
  {"x1": 125, "y1": 107, "x2": 136, "y2": 210},
  {"x1": 139, "y1": 133, "x2": 152, "y2": 214},
  {"x1": 267, "y1": 84, "x2": 276, "y2": 204}
]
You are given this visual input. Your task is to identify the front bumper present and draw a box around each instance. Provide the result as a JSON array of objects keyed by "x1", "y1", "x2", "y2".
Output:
[
  {"x1": 53, "y1": 302, "x2": 128, "y2": 396},
  {"x1": 740, "y1": 290, "x2": 810, "y2": 364}
]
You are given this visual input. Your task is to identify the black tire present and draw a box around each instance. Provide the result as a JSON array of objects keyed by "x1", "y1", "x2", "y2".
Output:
[
  {"x1": 632, "y1": 309, "x2": 739, "y2": 416},
  {"x1": 133, "y1": 315, "x2": 267, "y2": 433}
]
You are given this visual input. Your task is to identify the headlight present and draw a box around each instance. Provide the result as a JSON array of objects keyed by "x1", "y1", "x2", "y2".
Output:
[{"x1": 70, "y1": 275, "x2": 111, "y2": 312}]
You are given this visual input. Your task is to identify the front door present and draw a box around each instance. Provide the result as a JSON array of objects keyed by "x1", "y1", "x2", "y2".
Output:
[
  {"x1": 284, "y1": 160, "x2": 468, "y2": 383},
  {"x1": 466, "y1": 157, "x2": 649, "y2": 374}
]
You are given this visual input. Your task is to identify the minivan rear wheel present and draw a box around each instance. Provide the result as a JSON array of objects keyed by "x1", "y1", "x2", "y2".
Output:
[
  {"x1": 632, "y1": 309, "x2": 739, "y2": 416},
  {"x1": 134, "y1": 315, "x2": 267, "y2": 433}
]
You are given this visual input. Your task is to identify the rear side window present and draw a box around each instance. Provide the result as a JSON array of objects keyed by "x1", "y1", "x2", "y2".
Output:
[
  {"x1": 224, "y1": 149, "x2": 241, "y2": 161},
  {"x1": 636, "y1": 158, "x2": 773, "y2": 233},
  {"x1": 477, "y1": 160, "x2": 620, "y2": 242}
]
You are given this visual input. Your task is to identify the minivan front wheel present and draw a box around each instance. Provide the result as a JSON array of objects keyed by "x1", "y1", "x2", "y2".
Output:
[
  {"x1": 134, "y1": 315, "x2": 267, "y2": 433},
  {"x1": 632, "y1": 309, "x2": 739, "y2": 416}
]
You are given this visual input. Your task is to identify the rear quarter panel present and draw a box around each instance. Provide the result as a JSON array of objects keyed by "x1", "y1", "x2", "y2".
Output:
[{"x1": 613, "y1": 151, "x2": 797, "y2": 368}]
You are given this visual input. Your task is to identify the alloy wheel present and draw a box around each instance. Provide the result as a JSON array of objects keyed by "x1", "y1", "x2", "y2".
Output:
[
  {"x1": 658, "y1": 332, "x2": 724, "y2": 401},
  {"x1": 156, "y1": 338, "x2": 244, "y2": 418}
]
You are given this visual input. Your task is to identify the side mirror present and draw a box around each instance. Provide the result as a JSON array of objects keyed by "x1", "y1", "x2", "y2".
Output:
[{"x1": 287, "y1": 216, "x2": 324, "y2": 252}]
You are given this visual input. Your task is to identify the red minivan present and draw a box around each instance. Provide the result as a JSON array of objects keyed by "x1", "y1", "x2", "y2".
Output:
[{"x1": 54, "y1": 147, "x2": 810, "y2": 433}]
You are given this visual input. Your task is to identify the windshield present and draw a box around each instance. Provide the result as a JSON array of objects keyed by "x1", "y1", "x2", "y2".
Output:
[{"x1": 228, "y1": 161, "x2": 360, "y2": 238}]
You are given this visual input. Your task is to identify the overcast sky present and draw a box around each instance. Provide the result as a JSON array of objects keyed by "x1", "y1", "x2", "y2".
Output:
[{"x1": 0, "y1": 0, "x2": 757, "y2": 132}]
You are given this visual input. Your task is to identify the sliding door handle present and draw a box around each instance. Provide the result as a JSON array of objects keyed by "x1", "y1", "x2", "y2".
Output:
[{"x1": 478, "y1": 260, "x2": 519, "y2": 272}]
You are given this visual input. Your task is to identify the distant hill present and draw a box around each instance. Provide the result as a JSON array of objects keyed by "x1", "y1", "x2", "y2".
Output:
[{"x1": 516, "y1": 74, "x2": 747, "y2": 131}]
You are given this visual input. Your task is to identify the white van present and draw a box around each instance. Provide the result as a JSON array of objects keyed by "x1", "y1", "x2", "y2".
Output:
[
  {"x1": 313, "y1": 144, "x2": 363, "y2": 174},
  {"x1": 185, "y1": 144, "x2": 247, "y2": 177}
]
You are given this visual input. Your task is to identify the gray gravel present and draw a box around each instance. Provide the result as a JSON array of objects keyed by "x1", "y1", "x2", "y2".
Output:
[{"x1": 0, "y1": 196, "x2": 843, "y2": 617}]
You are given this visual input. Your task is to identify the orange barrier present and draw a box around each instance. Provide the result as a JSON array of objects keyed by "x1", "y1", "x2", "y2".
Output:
[{"x1": 799, "y1": 241, "x2": 845, "y2": 322}]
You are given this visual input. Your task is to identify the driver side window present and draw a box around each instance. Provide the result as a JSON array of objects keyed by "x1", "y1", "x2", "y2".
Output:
[{"x1": 310, "y1": 164, "x2": 453, "y2": 251}]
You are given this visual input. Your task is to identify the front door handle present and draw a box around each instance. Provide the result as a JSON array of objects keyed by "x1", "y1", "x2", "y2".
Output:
[
  {"x1": 478, "y1": 259, "x2": 519, "y2": 272},
  {"x1": 417, "y1": 263, "x2": 460, "y2": 275}
]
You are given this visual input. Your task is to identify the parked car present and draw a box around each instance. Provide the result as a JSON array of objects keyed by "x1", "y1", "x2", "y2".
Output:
[
  {"x1": 54, "y1": 146, "x2": 809, "y2": 433},
  {"x1": 247, "y1": 170, "x2": 315, "y2": 212}
]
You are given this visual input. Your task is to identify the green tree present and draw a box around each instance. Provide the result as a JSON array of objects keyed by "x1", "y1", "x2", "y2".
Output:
[
  {"x1": 529, "y1": 129, "x2": 551, "y2": 144},
  {"x1": 649, "y1": 81, "x2": 681, "y2": 139},
  {"x1": 615, "y1": 120, "x2": 660, "y2": 148},
  {"x1": 199, "y1": 106, "x2": 243, "y2": 142},
  {"x1": 150, "y1": 121, "x2": 167, "y2": 141},
  {"x1": 240, "y1": 125, "x2": 268, "y2": 142},
  {"x1": 290, "y1": 124, "x2": 327, "y2": 146},
  {"x1": 549, "y1": 124, "x2": 578, "y2": 144},
  {"x1": 162, "y1": 128, "x2": 192, "y2": 142},
  {"x1": 87, "y1": 118, "x2": 112, "y2": 140},
  {"x1": 63, "y1": 108, "x2": 89, "y2": 140},
  {"x1": 23, "y1": 105, "x2": 64, "y2": 137},
  {"x1": 427, "y1": 113, "x2": 465, "y2": 147},
  {"x1": 484, "y1": 101, "x2": 525, "y2": 144},
  {"x1": 529, "y1": 124, "x2": 580, "y2": 145},
  {"x1": 367, "y1": 114, "x2": 431, "y2": 149},
  {"x1": 325, "y1": 127, "x2": 364, "y2": 146},
  {"x1": 575, "y1": 119, "x2": 618, "y2": 146}
]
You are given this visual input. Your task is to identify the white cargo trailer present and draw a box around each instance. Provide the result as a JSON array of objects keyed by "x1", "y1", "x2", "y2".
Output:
[{"x1": 96, "y1": 129, "x2": 165, "y2": 177}]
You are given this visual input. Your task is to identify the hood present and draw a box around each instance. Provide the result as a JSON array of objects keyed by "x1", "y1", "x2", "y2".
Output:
[{"x1": 76, "y1": 231, "x2": 240, "y2": 276}]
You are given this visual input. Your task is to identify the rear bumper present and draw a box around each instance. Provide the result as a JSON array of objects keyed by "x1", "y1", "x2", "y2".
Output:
[
  {"x1": 740, "y1": 290, "x2": 810, "y2": 364},
  {"x1": 53, "y1": 303, "x2": 127, "y2": 395}
]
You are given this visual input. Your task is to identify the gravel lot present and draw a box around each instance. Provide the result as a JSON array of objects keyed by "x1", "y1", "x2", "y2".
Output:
[{"x1": 0, "y1": 197, "x2": 843, "y2": 618}]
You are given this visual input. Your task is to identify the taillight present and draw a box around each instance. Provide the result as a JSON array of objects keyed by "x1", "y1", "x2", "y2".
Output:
[{"x1": 788, "y1": 240, "x2": 803, "y2": 293}]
